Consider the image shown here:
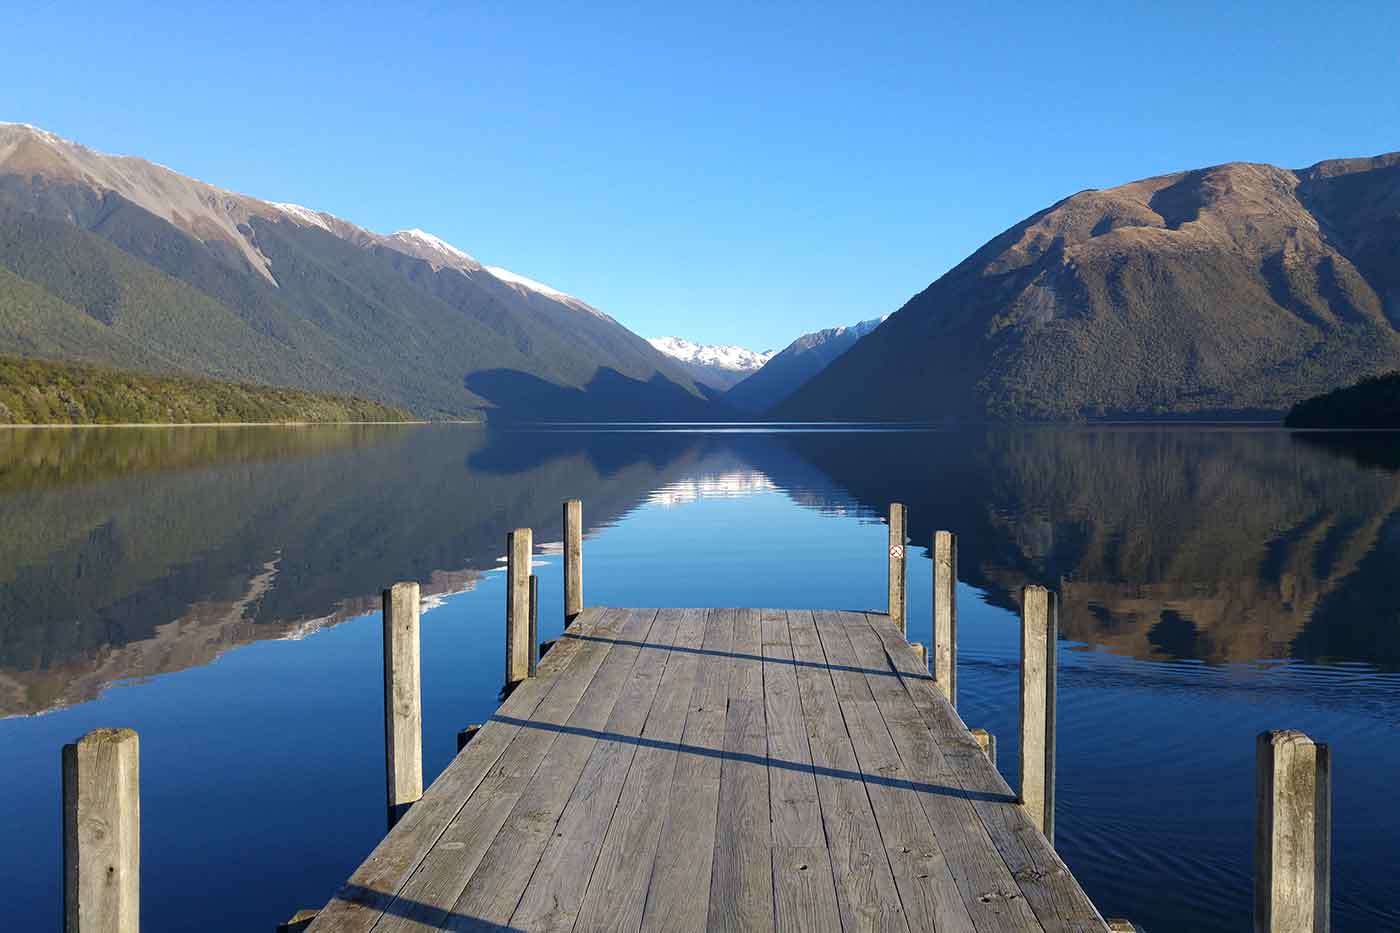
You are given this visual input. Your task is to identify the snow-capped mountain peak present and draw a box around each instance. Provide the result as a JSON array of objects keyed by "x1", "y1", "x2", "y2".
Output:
[{"x1": 648, "y1": 337, "x2": 775, "y2": 373}]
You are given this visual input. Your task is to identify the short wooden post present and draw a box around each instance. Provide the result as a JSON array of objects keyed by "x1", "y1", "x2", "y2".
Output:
[
  {"x1": 528, "y1": 573, "x2": 540, "y2": 678},
  {"x1": 506, "y1": 528, "x2": 532, "y2": 683},
  {"x1": 887, "y1": 503, "x2": 907, "y2": 633},
  {"x1": 564, "y1": 499, "x2": 583, "y2": 625},
  {"x1": 63, "y1": 727, "x2": 139, "y2": 933},
  {"x1": 1106, "y1": 922, "x2": 1137, "y2": 932},
  {"x1": 383, "y1": 582, "x2": 422, "y2": 829},
  {"x1": 970, "y1": 728, "x2": 996, "y2": 767},
  {"x1": 1255, "y1": 730, "x2": 1331, "y2": 932},
  {"x1": 457, "y1": 724, "x2": 482, "y2": 752},
  {"x1": 933, "y1": 530, "x2": 958, "y2": 707},
  {"x1": 1019, "y1": 585, "x2": 1057, "y2": 843},
  {"x1": 910, "y1": 642, "x2": 927, "y2": 669}
]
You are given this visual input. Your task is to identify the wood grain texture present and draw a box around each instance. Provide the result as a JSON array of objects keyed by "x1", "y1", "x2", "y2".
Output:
[
  {"x1": 383, "y1": 582, "x2": 422, "y2": 828},
  {"x1": 313, "y1": 607, "x2": 1110, "y2": 933},
  {"x1": 575, "y1": 608, "x2": 708, "y2": 932},
  {"x1": 63, "y1": 728, "x2": 139, "y2": 933},
  {"x1": 639, "y1": 607, "x2": 735, "y2": 933},
  {"x1": 1020, "y1": 586, "x2": 1057, "y2": 842},
  {"x1": 933, "y1": 530, "x2": 957, "y2": 706},
  {"x1": 888, "y1": 504, "x2": 907, "y2": 633},
  {"x1": 506, "y1": 528, "x2": 532, "y2": 682},
  {"x1": 564, "y1": 499, "x2": 583, "y2": 623}
]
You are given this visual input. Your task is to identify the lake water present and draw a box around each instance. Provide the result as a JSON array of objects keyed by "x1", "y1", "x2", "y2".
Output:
[{"x1": 2, "y1": 423, "x2": 1397, "y2": 931}]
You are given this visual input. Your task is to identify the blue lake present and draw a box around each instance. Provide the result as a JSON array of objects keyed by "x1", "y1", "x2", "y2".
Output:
[{"x1": 1, "y1": 424, "x2": 1397, "y2": 931}]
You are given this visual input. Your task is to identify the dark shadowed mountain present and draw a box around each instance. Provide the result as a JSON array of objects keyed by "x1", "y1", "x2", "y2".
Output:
[
  {"x1": 776, "y1": 153, "x2": 1400, "y2": 421},
  {"x1": 0, "y1": 123, "x2": 713, "y2": 420},
  {"x1": 724, "y1": 317, "x2": 884, "y2": 413}
]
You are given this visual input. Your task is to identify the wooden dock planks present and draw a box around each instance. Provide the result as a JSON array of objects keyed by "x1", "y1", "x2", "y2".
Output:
[{"x1": 310, "y1": 608, "x2": 1106, "y2": 933}]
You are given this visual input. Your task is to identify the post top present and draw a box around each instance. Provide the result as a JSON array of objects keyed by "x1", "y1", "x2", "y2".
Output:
[
  {"x1": 1259, "y1": 729, "x2": 1321, "y2": 749},
  {"x1": 385, "y1": 580, "x2": 420, "y2": 598},
  {"x1": 76, "y1": 726, "x2": 139, "y2": 746}
]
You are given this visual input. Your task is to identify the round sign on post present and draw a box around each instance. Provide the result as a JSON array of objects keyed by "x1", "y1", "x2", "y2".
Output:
[{"x1": 889, "y1": 544, "x2": 905, "y2": 560}]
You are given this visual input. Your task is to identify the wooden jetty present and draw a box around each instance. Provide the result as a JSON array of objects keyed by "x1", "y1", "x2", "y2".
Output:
[{"x1": 60, "y1": 500, "x2": 1334, "y2": 933}]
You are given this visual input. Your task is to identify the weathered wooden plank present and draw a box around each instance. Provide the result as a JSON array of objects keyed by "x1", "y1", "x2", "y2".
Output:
[
  {"x1": 708, "y1": 609, "x2": 774, "y2": 931},
  {"x1": 762, "y1": 610, "x2": 825, "y2": 848},
  {"x1": 787, "y1": 610, "x2": 907, "y2": 933},
  {"x1": 843, "y1": 615, "x2": 1043, "y2": 933},
  {"x1": 773, "y1": 846, "x2": 842, "y2": 933},
  {"x1": 813, "y1": 611, "x2": 978, "y2": 933},
  {"x1": 509, "y1": 608, "x2": 687, "y2": 930},
  {"x1": 574, "y1": 608, "x2": 709, "y2": 932},
  {"x1": 444, "y1": 609, "x2": 663, "y2": 928},
  {"x1": 308, "y1": 608, "x2": 614, "y2": 932},
  {"x1": 639, "y1": 607, "x2": 736, "y2": 933},
  {"x1": 760, "y1": 610, "x2": 841, "y2": 932},
  {"x1": 350, "y1": 608, "x2": 632, "y2": 933},
  {"x1": 864, "y1": 614, "x2": 1106, "y2": 932}
]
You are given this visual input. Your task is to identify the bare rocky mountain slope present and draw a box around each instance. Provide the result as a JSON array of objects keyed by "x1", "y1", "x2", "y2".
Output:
[{"x1": 776, "y1": 153, "x2": 1400, "y2": 421}]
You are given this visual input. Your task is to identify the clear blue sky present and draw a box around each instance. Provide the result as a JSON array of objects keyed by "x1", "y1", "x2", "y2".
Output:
[{"x1": 5, "y1": 2, "x2": 1397, "y2": 349}]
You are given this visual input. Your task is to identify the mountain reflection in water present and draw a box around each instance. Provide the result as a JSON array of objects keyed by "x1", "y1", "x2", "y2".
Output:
[{"x1": 2, "y1": 425, "x2": 1398, "y2": 718}]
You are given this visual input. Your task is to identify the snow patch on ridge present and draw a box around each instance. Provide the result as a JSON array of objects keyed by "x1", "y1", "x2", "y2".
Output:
[
  {"x1": 273, "y1": 202, "x2": 331, "y2": 232},
  {"x1": 648, "y1": 336, "x2": 775, "y2": 372},
  {"x1": 484, "y1": 266, "x2": 610, "y2": 320},
  {"x1": 392, "y1": 228, "x2": 480, "y2": 266}
]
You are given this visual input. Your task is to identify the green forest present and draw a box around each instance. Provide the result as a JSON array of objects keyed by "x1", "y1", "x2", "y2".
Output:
[
  {"x1": 1285, "y1": 372, "x2": 1400, "y2": 428},
  {"x1": 0, "y1": 355, "x2": 413, "y2": 424}
]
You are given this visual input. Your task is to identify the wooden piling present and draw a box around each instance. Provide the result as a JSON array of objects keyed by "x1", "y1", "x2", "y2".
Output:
[
  {"x1": 63, "y1": 727, "x2": 139, "y2": 933},
  {"x1": 910, "y1": 641, "x2": 927, "y2": 668},
  {"x1": 1255, "y1": 730, "x2": 1331, "y2": 932},
  {"x1": 457, "y1": 724, "x2": 482, "y2": 753},
  {"x1": 888, "y1": 502, "x2": 907, "y2": 633},
  {"x1": 506, "y1": 528, "x2": 532, "y2": 683},
  {"x1": 564, "y1": 499, "x2": 583, "y2": 624},
  {"x1": 1020, "y1": 585, "x2": 1057, "y2": 843},
  {"x1": 970, "y1": 728, "x2": 997, "y2": 767},
  {"x1": 933, "y1": 529, "x2": 958, "y2": 706},
  {"x1": 528, "y1": 573, "x2": 540, "y2": 678},
  {"x1": 383, "y1": 582, "x2": 422, "y2": 829}
]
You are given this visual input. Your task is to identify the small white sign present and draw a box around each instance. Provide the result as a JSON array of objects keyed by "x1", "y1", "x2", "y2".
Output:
[{"x1": 889, "y1": 544, "x2": 905, "y2": 560}]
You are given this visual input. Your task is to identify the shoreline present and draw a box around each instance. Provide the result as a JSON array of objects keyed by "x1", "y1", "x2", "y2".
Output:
[{"x1": 0, "y1": 420, "x2": 472, "y2": 429}]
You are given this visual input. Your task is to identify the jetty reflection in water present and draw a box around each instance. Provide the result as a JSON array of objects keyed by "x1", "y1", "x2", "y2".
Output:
[{"x1": 0, "y1": 424, "x2": 1397, "y2": 932}]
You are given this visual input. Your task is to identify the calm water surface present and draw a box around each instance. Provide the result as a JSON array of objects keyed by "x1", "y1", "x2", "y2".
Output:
[{"x1": 2, "y1": 424, "x2": 1398, "y2": 931}]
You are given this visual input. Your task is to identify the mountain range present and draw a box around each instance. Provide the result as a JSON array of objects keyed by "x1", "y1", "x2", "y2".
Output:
[
  {"x1": 777, "y1": 152, "x2": 1400, "y2": 421},
  {"x1": 3, "y1": 123, "x2": 1398, "y2": 423},
  {"x1": 647, "y1": 336, "x2": 774, "y2": 391},
  {"x1": 0, "y1": 122, "x2": 714, "y2": 420},
  {"x1": 724, "y1": 316, "x2": 886, "y2": 413}
]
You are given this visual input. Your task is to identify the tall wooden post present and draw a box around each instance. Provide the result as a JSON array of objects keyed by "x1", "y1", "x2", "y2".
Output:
[
  {"x1": 564, "y1": 499, "x2": 583, "y2": 625},
  {"x1": 528, "y1": 573, "x2": 540, "y2": 678},
  {"x1": 933, "y1": 529, "x2": 958, "y2": 706},
  {"x1": 506, "y1": 528, "x2": 532, "y2": 683},
  {"x1": 1255, "y1": 730, "x2": 1331, "y2": 932},
  {"x1": 383, "y1": 582, "x2": 422, "y2": 829},
  {"x1": 1019, "y1": 585, "x2": 1057, "y2": 843},
  {"x1": 887, "y1": 503, "x2": 907, "y2": 633},
  {"x1": 63, "y1": 727, "x2": 139, "y2": 933}
]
